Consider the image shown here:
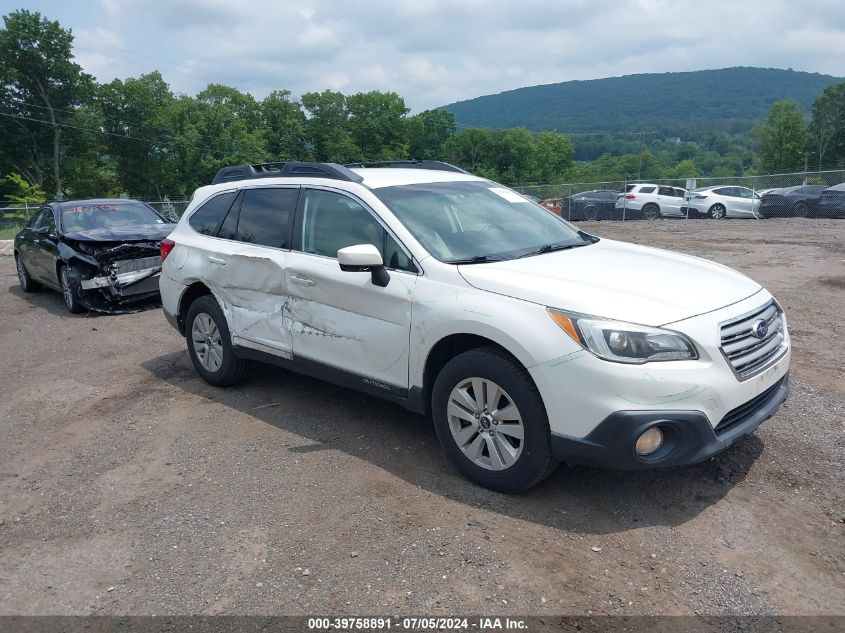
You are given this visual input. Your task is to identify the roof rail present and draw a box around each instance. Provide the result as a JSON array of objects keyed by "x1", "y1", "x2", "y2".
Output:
[
  {"x1": 344, "y1": 160, "x2": 470, "y2": 174},
  {"x1": 211, "y1": 161, "x2": 364, "y2": 185}
]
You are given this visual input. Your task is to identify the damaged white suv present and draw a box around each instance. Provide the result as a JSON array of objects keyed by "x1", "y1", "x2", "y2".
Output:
[{"x1": 160, "y1": 161, "x2": 790, "y2": 492}]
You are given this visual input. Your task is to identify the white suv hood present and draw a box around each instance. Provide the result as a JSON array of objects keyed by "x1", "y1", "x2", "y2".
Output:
[{"x1": 457, "y1": 238, "x2": 761, "y2": 326}]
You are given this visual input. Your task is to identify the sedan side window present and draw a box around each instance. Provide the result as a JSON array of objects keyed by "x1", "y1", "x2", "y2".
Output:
[
  {"x1": 27, "y1": 209, "x2": 45, "y2": 228},
  {"x1": 41, "y1": 209, "x2": 56, "y2": 233},
  {"x1": 300, "y1": 189, "x2": 415, "y2": 272}
]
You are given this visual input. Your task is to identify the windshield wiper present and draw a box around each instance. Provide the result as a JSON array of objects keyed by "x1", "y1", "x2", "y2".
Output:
[
  {"x1": 445, "y1": 255, "x2": 505, "y2": 264},
  {"x1": 516, "y1": 241, "x2": 591, "y2": 259}
]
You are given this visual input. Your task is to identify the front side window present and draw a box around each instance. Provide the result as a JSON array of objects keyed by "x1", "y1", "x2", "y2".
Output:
[
  {"x1": 235, "y1": 187, "x2": 298, "y2": 248},
  {"x1": 374, "y1": 180, "x2": 589, "y2": 263},
  {"x1": 299, "y1": 189, "x2": 415, "y2": 272}
]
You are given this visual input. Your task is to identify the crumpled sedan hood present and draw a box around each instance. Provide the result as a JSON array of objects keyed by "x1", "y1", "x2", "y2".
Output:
[
  {"x1": 63, "y1": 222, "x2": 176, "y2": 242},
  {"x1": 457, "y1": 238, "x2": 762, "y2": 326}
]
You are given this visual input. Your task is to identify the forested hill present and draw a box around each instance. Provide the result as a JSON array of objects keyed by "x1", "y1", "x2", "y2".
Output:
[{"x1": 441, "y1": 67, "x2": 843, "y2": 136}]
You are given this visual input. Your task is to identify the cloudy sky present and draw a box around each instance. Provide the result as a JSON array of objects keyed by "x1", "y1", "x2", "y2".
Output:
[{"x1": 4, "y1": 0, "x2": 844, "y2": 111}]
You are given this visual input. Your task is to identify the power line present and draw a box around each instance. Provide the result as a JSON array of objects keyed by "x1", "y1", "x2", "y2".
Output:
[{"x1": 0, "y1": 110, "x2": 232, "y2": 158}]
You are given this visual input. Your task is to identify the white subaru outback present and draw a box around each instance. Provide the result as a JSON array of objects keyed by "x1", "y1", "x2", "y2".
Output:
[{"x1": 159, "y1": 160, "x2": 790, "y2": 492}]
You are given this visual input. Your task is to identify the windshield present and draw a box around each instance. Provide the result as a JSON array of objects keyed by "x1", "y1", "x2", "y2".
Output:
[
  {"x1": 60, "y1": 201, "x2": 166, "y2": 232},
  {"x1": 374, "y1": 180, "x2": 590, "y2": 262}
]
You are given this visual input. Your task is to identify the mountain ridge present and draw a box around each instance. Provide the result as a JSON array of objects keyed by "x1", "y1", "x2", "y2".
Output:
[{"x1": 440, "y1": 67, "x2": 843, "y2": 136}]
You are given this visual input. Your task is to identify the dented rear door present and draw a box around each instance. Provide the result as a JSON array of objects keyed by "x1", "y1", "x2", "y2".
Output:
[{"x1": 200, "y1": 186, "x2": 299, "y2": 358}]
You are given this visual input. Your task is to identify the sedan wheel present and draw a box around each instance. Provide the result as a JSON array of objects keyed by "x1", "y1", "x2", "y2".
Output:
[
  {"x1": 60, "y1": 266, "x2": 84, "y2": 313},
  {"x1": 447, "y1": 377, "x2": 525, "y2": 471},
  {"x1": 191, "y1": 312, "x2": 224, "y2": 373},
  {"x1": 15, "y1": 255, "x2": 39, "y2": 293},
  {"x1": 709, "y1": 204, "x2": 727, "y2": 219},
  {"x1": 585, "y1": 205, "x2": 599, "y2": 221},
  {"x1": 793, "y1": 202, "x2": 809, "y2": 218}
]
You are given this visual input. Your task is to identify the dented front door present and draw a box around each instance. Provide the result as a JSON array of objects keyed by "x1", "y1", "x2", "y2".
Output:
[{"x1": 284, "y1": 250, "x2": 417, "y2": 391}]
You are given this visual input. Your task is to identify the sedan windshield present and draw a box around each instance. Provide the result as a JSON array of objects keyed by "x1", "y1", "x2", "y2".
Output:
[
  {"x1": 374, "y1": 180, "x2": 591, "y2": 262},
  {"x1": 60, "y1": 201, "x2": 166, "y2": 232}
]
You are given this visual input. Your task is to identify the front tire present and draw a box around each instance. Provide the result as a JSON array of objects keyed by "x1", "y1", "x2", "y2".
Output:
[
  {"x1": 15, "y1": 254, "x2": 40, "y2": 293},
  {"x1": 431, "y1": 347, "x2": 557, "y2": 493},
  {"x1": 59, "y1": 265, "x2": 85, "y2": 314},
  {"x1": 185, "y1": 295, "x2": 248, "y2": 387},
  {"x1": 585, "y1": 205, "x2": 599, "y2": 221},
  {"x1": 793, "y1": 202, "x2": 809, "y2": 218}
]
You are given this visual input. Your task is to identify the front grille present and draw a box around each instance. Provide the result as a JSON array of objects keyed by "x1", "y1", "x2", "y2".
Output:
[
  {"x1": 714, "y1": 375, "x2": 787, "y2": 435},
  {"x1": 719, "y1": 300, "x2": 786, "y2": 379},
  {"x1": 113, "y1": 256, "x2": 161, "y2": 275}
]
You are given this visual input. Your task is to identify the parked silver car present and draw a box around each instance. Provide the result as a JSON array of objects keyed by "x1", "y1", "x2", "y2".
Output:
[
  {"x1": 683, "y1": 186, "x2": 762, "y2": 219},
  {"x1": 615, "y1": 184, "x2": 688, "y2": 219}
]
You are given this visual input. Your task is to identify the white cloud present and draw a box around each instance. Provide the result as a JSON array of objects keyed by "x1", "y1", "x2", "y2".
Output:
[{"x1": 30, "y1": 0, "x2": 845, "y2": 111}]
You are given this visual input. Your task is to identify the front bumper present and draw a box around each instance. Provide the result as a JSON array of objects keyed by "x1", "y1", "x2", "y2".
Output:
[{"x1": 551, "y1": 373, "x2": 789, "y2": 469}]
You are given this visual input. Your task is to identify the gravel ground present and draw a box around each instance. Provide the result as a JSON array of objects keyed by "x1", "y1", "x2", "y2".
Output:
[{"x1": 0, "y1": 219, "x2": 843, "y2": 617}]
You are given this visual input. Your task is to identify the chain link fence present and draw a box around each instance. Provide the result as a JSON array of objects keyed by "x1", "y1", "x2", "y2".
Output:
[
  {"x1": 515, "y1": 170, "x2": 845, "y2": 221},
  {"x1": 0, "y1": 199, "x2": 191, "y2": 236}
]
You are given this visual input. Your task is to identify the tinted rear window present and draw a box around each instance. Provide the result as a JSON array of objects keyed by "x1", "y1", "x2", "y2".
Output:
[
  {"x1": 639, "y1": 186, "x2": 656, "y2": 193},
  {"x1": 235, "y1": 188, "x2": 298, "y2": 248},
  {"x1": 189, "y1": 191, "x2": 237, "y2": 236}
]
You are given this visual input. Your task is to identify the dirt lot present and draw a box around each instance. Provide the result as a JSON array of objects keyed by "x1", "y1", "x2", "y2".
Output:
[{"x1": 0, "y1": 219, "x2": 843, "y2": 617}]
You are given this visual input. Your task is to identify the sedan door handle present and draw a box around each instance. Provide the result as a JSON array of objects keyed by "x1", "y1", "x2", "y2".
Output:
[
  {"x1": 207, "y1": 256, "x2": 227, "y2": 265},
  {"x1": 290, "y1": 275, "x2": 316, "y2": 287}
]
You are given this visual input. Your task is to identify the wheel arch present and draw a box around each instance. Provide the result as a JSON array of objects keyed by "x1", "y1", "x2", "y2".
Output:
[
  {"x1": 420, "y1": 333, "x2": 531, "y2": 417},
  {"x1": 177, "y1": 281, "x2": 215, "y2": 335}
]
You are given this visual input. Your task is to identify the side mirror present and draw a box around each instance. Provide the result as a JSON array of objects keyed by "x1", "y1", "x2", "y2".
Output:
[
  {"x1": 338, "y1": 244, "x2": 390, "y2": 287},
  {"x1": 36, "y1": 226, "x2": 50, "y2": 236}
]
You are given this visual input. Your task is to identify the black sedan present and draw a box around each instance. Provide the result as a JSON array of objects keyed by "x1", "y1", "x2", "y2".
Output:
[
  {"x1": 758, "y1": 185, "x2": 826, "y2": 218},
  {"x1": 562, "y1": 190, "x2": 620, "y2": 220},
  {"x1": 816, "y1": 183, "x2": 845, "y2": 218},
  {"x1": 13, "y1": 199, "x2": 175, "y2": 313}
]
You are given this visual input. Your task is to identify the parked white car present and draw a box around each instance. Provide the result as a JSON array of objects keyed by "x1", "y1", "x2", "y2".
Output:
[
  {"x1": 683, "y1": 186, "x2": 762, "y2": 219},
  {"x1": 614, "y1": 183, "x2": 688, "y2": 218},
  {"x1": 159, "y1": 161, "x2": 790, "y2": 492}
]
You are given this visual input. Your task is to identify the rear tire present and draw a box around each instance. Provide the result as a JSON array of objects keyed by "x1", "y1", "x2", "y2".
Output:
[
  {"x1": 642, "y1": 203, "x2": 661, "y2": 219},
  {"x1": 15, "y1": 254, "x2": 40, "y2": 293},
  {"x1": 431, "y1": 347, "x2": 557, "y2": 493},
  {"x1": 185, "y1": 295, "x2": 248, "y2": 387},
  {"x1": 585, "y1": 205, "x2": 599, "y2": 221},
  {"x1": 708, "y1": 203, "x2": 727, "y2": 219},
  {"x1": 59, "y1": 265, "x2": 85, "y2": 314}
]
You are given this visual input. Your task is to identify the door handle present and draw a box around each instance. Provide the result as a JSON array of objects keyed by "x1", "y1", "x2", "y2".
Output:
[
  {"x1": 207, "y1": 256, "x2": 227, "y2": 265},
  {"x1": 290, "y1": 275, "x2": 316, "y2": 287}
]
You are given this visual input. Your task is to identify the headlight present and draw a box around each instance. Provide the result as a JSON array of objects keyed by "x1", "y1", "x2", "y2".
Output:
[{"x1": 548, "y1": 309, "x2": 698, "y2": 364}]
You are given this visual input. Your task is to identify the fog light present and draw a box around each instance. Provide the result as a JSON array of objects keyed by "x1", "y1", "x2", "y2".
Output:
[{"x1": 635, "y1": 427, "x2": 664, "y2": 456}]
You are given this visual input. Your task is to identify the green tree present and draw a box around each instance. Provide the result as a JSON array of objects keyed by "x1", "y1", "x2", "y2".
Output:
[
  {"x1": 300, "y1": 90, "x2": 359, "y2": 162},
  {"x1": 533, "y1": 132, "x2": 574, "y2": 182},
  {"x1": 809, "y1": 83, "x2": 845, "y2": 170},
  {"x1": 346, "y1": 91, "x2": 409, "y2": 160},
  {"x1": 754, "y1": 99, "x2": 808, "y2": 172},
  {"x1": 0, "y1": 9, "x2": 92, "y2": 196},
  {"x1": 3, "y1": 171, "x2": 47, "y2": 202},
  {"x1": 406, "y1": 109, "x2": 456, "y2": 159},
  {"x1": 261, "y1": 90, "x2": 309, "y2": 160}
]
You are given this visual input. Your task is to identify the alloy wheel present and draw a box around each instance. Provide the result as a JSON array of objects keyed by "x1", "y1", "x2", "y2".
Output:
[
  {"x1": 191, "y1": 312, "x2": 223, "y2": 372},
  {"x1": 710, "y1": 204, "x2": 726, "y2": 219},
  {"x1": 16, "y1": 257, "x2": 27, "y2": 288},
  {"x1": 447, "y1": 377, "x2": 524, "y2": 471},
  {"x1": 60, "y1": 267, "x2": 74, "y2": 309}
]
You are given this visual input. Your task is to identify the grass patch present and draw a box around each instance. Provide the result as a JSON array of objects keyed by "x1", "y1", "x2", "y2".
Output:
[{"x1": 0, "y1": 228, "x2": 21, "y2": 240}]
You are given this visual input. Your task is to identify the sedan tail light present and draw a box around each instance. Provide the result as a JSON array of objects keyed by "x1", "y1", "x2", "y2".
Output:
[{"x1": 160, "y1": 238, "x2": 175, "y2": 262}]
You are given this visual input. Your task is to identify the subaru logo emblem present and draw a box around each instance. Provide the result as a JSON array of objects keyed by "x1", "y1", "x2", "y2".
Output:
[{"x1": 751, "y1": 319, "x2": 769, "y2": 339}]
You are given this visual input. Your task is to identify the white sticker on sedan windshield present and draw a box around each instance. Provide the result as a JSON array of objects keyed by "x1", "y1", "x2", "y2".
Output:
[{"x1": 488, "y1": 187, "x2": 529, "y2": 203}]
